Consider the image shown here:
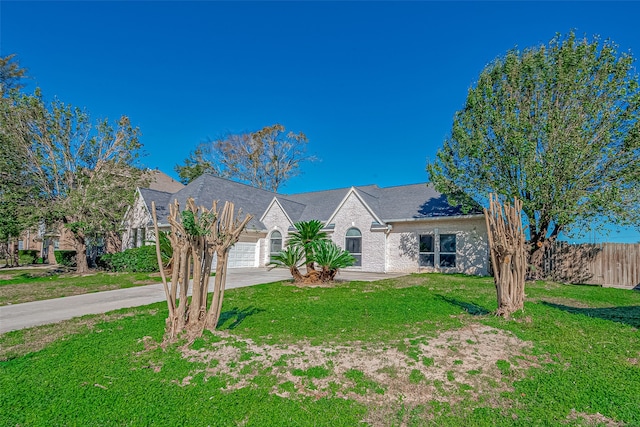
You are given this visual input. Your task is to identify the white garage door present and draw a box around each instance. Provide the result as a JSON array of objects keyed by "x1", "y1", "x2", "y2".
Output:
[{"x1": 212, "y1": 242, "x2": 257, "y2": 269}]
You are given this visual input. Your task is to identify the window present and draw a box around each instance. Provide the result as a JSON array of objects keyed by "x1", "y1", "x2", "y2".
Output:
[
  {"x1": 270, "y1": 230, "x2": 282, "y2": 260},
  {"x1": 132, "y1": 228, "x2": 138, "y2": 248},
  {"x1": 345, "y1": 228, "x2": 362, "y2": 266},
  {"x1": 419, "y1": 234, "x2": 434, "y2": 267},
  {"x1": 439, "y1": 234, "x2": 456, "y2": 267},
  {"x1": 139, "y1": 228, "x2": 146, "y2": 246},
  {"x1": 18, "y1": 240, "x2": 24, "y2": 250}
]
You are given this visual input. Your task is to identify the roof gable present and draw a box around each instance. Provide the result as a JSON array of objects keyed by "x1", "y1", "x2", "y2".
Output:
[{"x1": 325, "y1": 187, "x2": 384, "y2": 226}]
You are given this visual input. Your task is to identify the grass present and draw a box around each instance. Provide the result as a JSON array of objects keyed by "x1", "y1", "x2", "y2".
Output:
[
  {"x1": 0, "y1": 267, "x2": 162, "y2": 305},
  {"x1": 1, "y1": 273, "x2": 639, "y2": 426}
]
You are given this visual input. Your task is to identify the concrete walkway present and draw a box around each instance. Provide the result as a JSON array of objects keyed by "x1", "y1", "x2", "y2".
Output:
[{"x1": 0, "y1": 268, "x2": 405, "y2": 334}]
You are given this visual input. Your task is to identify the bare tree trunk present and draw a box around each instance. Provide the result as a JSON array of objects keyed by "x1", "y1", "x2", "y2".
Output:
[
  {"x1": 74, "y1": 236, "x2": 89, "y2": 274},
  {"x1": 152, "y1": 198, "x2": 252, "y2": 343},
  {"x1": 8, "y1": 240, "x2": 18, "y2": 267},
  {"x1": 484, "y1": 194, "x2": 527, "y2": 318},
  {"x1": 47, "y1": 239, "x2": 57, "y2": 265}
]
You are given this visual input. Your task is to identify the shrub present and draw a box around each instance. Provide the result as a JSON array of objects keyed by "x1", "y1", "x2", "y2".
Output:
[
  {"x1": 18, "y1": 249, "x2": 39, "y2": 265},
  {"x1": 98, "y1": 245, "x2": 159, "y2": 273},
  {"x1": 54, "y1": 250, "x2": 77, "y2": 267}
]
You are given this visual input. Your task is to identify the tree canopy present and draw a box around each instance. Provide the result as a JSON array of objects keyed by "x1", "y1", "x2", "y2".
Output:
[
  {"x1": 0, "y1": 55, "x2": 39, "y2": 262},
  {"x1": 427, "y1": 31, "x2": 640, "y2": 265},
  {"x1": 0, "y1": 54, "x2": 148, "y2": 272},
  {"x1": 175, "y1": 123, "x2": 315, "y2": 191}
]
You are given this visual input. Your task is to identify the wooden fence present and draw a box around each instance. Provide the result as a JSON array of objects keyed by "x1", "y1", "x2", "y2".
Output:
[{"x1": 542, "y1": 242, "x2": 640, "y2": 288}]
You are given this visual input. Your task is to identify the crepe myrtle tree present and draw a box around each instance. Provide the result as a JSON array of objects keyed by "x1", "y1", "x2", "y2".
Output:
[{"x1": 427, "y1": 31, "x2": 640, "y2": 276}]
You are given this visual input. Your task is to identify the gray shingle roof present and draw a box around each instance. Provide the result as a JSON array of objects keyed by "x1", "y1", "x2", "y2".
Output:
[
  {"x1": 137, "y1": 174, "x2": 479, "y2": 230},
  {"x1": 165, "y1": 174, "x2": 277, "y2": 230},
  {"x1": 373, "y1": 183, "x2": 479, "y2": 220},
  {"x1": 138, "y1": 188, "x2": 174, "y2": 225}
]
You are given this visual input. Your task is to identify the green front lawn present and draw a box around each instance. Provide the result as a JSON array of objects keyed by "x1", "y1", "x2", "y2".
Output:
[
  {"x1": 0, "y1": 268, "x2": 162, "y2": 305},
  {"x1": 1, "y1": 274, "x2": 638, "y2": 426}
]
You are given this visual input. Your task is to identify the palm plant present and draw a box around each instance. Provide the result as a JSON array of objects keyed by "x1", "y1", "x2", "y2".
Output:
[
  {"x1": 310, "y1": 240, "x2": 356, "y2": 282},
  {"x1": 267, "y1": 245, "x2": 305, "y2": 282},
  {"x1": 286, "y1": 219, "x2": 329, "y2": 273},
  {"x1": 269, "y1": 220, "x2": 355, "y2": 283}
]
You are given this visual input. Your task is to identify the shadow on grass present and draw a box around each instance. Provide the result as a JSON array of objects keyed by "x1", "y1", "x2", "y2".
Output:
[
  {"x1": 542, "y1": 302, "x2": 640, "y2": 328},
  {"x1": 436, "y1": 295, "x2": 491, "y2": 316},
  {"x1": 217, "y1": 306, "x2": 265, "y2": 330}
]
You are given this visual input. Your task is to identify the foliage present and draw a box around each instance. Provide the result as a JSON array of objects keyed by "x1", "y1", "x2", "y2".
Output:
[
  {"x1": 309, "y1": 240, "x2": 356, "y2": 281},
  {"x1": 17, "y1": 250, "x2": 39, "y2": 265},
  {"x1": 0, "y1": 54, "x2": 26, "y2": 94},
  {"x1": 156, "y1": 231, "x2": 173, "y2": 268},
  {"x1": 1, "y1": 274, "x2": 639, "y2": 425},
  {"x1": 427, "y1": 31, "x2": 640, "y2": 266},
  {"x1": 286, "y1": 219, "x2": 329, "y2": 272},
  {"x1": 268, "y1": 245, "x2": 305, "y2": 281},
  {"x1": 269, "y1": 220, "x2": 354, "y2": 283},
  {"x1": 0, "y1": 55, "x2": 40, "y2": 258},
  {"x1": 53, "y1": 250, "x2": 76, "y2": 267},
  {"x1": 98, "y1": 245, "x2": 160, "y2": 273},
  {"x1": 1, "y1": 55, "x2": 149, "y2": 273},
  {"x1": 175, "y1": 123, "x2": 315, "y2": 191}
]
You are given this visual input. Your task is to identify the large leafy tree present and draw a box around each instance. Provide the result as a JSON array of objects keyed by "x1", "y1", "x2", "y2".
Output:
[
  {"x1": 0, "y1": 54, "x2": 38, "y2": 266},
  {"x1": 11, "y1": 91, "x2": 147, "y2": 273},
  {"x1": 175, "y1": 123, "x2": 314, "y2": 191},
  {"x1": 427, "y1": 31, "x2": 640, "y2": 272}
]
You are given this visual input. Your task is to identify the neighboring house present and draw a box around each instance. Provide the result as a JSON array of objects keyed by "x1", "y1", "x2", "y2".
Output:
[
  {"x1": 16, "y1": 169, "x2": 184, "y2": 263},
  {"x1": 123, "y1": 173, "x2": 489, "y2": 275}
]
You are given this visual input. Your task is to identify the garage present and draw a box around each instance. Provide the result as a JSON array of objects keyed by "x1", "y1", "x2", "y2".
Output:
[{"x1": 212, "y1": 242, "x2": 258, "y2": 269}]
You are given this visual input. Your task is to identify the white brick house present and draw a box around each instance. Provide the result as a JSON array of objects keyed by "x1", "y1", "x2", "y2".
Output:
[{"x1": 122, "y1": 174, "x2": 489, "y2": 275}]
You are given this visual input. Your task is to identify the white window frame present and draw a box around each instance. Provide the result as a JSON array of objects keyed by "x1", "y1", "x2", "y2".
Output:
[
  {"x1": 345, "y1": 227, "x2": 362, "y2": 267},
  {"x1": 269, "y1": 230, "x2": 283, "y2": 261}
]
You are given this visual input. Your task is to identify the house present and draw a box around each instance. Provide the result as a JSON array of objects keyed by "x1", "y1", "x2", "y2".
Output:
[
  {"x1": 15, "y1": 169, "x2": 184, "y2": 264},
  {"x1": 123, "y1": 174, "x2": 489, "y2": 275}
]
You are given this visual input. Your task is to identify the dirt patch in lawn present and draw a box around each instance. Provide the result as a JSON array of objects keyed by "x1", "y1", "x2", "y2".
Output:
[
  {"x1": 172, "y1": 324, "x2": 541, "y2": 425},
  {"x1": 566, "y1": 409, "x2": 624, "y2": 427}
]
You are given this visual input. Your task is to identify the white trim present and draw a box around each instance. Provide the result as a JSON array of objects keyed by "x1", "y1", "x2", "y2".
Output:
[
  {"x1": 260, "y1": 197, "x2": 295, "y2": 227},
  {"x1": 384, "y1": 214, "x2": 485, "y2": 223},
  {"x1": 325, "y1": 187, "x2": 385, "y2": 226}
]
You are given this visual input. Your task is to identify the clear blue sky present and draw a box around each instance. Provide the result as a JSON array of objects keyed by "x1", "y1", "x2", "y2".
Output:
[{"x1": 1, "y1": 1, "x2": 638, "y2": 243}]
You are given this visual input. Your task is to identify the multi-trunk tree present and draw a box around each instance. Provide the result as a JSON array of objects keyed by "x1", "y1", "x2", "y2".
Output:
[
  {"x1": 484, "y1": 194, "x2": 527, "y2": 317},
  {"x1": 152, "y1": 198, "x2": 252, "y2": 341},
  {"x1": 427, "y1": 31, "x2": 640, "y2": 276}
]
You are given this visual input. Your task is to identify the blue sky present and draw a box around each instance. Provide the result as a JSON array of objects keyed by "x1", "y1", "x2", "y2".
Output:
[{"x1": 1, "y1": 1, "x2": 639, "y2": 243}]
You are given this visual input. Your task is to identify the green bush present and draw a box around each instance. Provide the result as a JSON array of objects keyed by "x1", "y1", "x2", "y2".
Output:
[
  {"x1": 98, "y1": 245, "x2": 159, "y2": 273},
  {"x1": 54, "y1": 250, "x2": 77, "y2": 267},
  {"x1": 18, "y1": 249, "x2": 39, "y2": 265}
]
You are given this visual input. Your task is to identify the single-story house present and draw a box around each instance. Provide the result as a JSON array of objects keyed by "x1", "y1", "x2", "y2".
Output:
[{"x1": 122, "y1": 173, "x2": 489, "y2": 275}]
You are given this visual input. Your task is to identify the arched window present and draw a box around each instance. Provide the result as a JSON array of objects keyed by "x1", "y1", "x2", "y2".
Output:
[
  {"x1": 345, "y1": 228, "x2": 362, "y2": 266},
  {"x1": 270, "y1": 230, "x2": 282, "y2": 260}
]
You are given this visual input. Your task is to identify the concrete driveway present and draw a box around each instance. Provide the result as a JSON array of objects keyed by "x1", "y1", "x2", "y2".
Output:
[{"x1": 0, "y1": 268, "x2": 405, "y2": 334}]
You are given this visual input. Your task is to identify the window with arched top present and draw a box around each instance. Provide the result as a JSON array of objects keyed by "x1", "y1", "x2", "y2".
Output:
[
  {"x1": 345, "y1": 228, "x2": 362, "y2": 266},
  {"x1": 270, "y1": 230, "x2": 282, "y2": 261}
]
